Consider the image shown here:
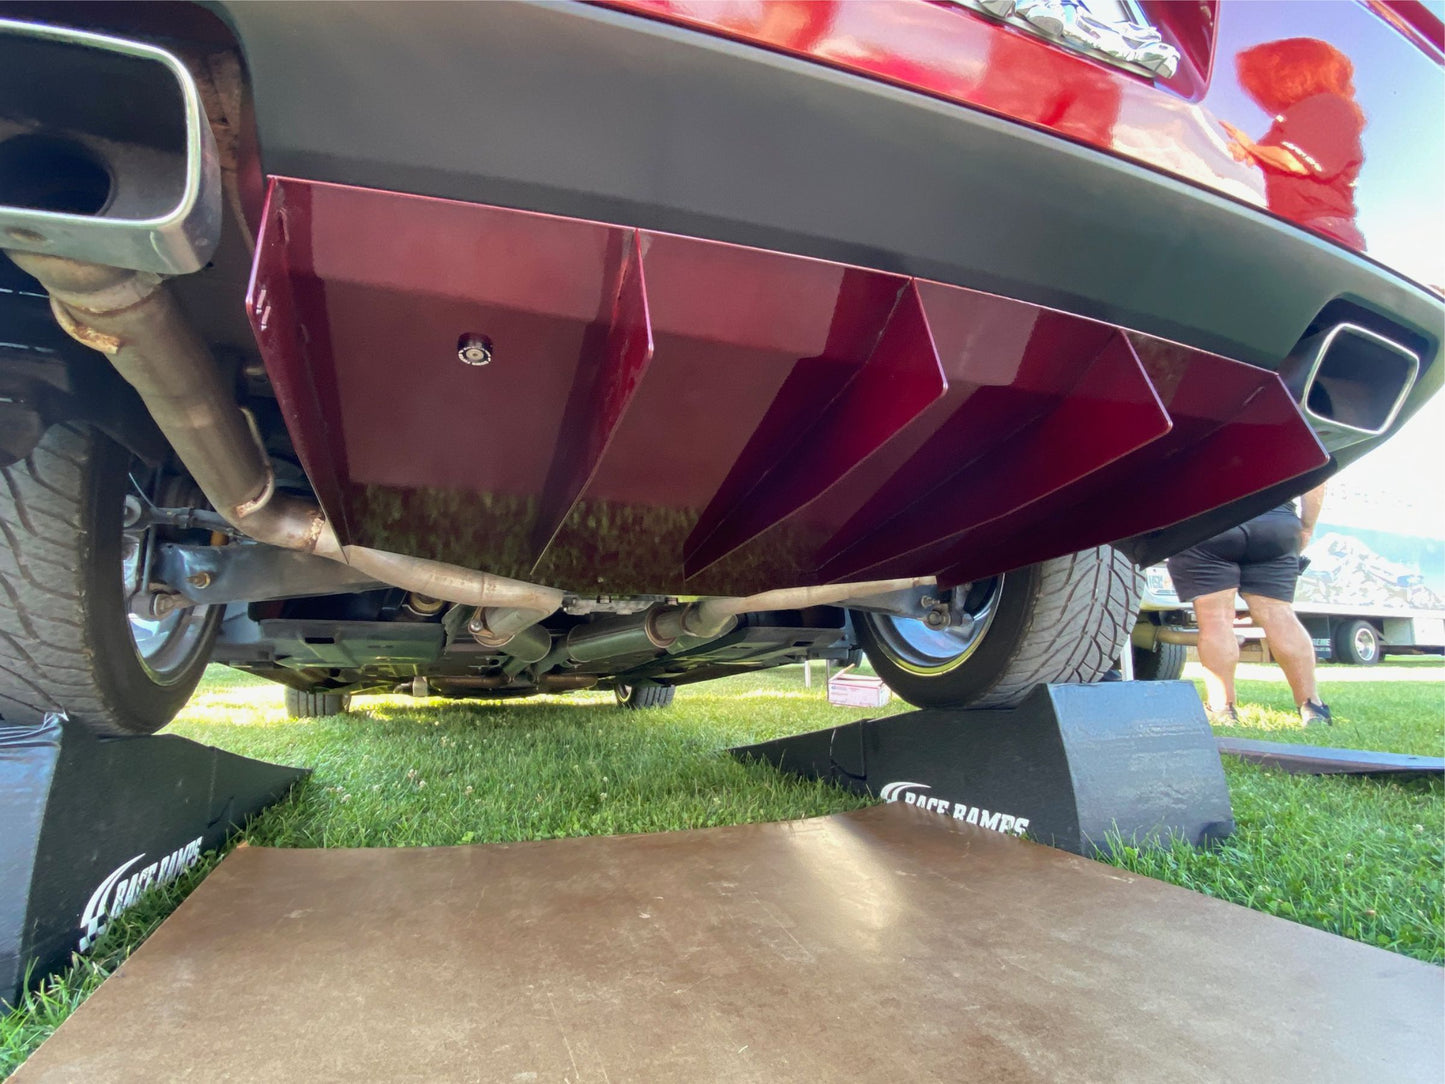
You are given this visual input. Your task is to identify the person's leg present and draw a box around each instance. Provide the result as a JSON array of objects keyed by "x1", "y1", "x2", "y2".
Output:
[
  {"x1": 1241, "y1": 593, "x2": 1318, "y2": 707},
  {"x1": 1191, "y1": 588, "x2": 1241, "y2": 713},
  {"x1": 1168, "y1": 530, "x2": 1246, "y2": 715}
]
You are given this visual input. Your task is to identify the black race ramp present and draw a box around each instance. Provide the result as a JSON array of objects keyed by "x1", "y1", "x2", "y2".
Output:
[
  {"x1": 734, "y1": 681, "x2": 1234, "y2": 854},
  {"x1": 1217, "y1": 737, "x2": 1445, "y2": 778},
  {"x1": 0, "y1": 714, "x2": 306, "y2": 1007}
]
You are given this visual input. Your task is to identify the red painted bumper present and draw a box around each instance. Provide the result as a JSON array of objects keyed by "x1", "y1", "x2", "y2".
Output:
[
  {"x1": 249, "y1": 178, "x2": 1327, "y2": 596},
  {"x1": 609, "y1": 0, "x2": 1445, "y2": 293}
]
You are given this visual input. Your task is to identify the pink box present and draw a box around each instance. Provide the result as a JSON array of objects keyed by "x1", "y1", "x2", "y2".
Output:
[{"x1": 827, "y1": 668, "x2": 892, "y2": 709}]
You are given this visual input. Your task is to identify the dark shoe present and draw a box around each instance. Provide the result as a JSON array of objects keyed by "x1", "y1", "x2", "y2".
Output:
[
  {"x1": 1300, "y1": 700, "x2": 1333, "y2": 726},
  {"x1": 1207, "y1": 704, "x2": 1240, "y2": 726}
]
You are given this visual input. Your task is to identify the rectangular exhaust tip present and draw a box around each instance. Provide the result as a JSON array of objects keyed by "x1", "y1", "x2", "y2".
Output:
[
  {"x1": 0, "y1": 18, "x2": 219, "y2": 275},
  {"x1": 1288, "y1": 323, "x2": 1419, "y2": 447}
]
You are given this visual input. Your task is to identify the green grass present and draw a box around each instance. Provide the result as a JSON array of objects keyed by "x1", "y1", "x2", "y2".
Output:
[
  {"x1": 1109, "y1": 762, "x2": 1440, "y2": 958},
  {"x1": 1202, "y1": 658, "x2": 1445, "y2": 757},
  {"x1": 1107, "y1": 658, "x2": 1444, "y2": 963},
  {"x1": 170, "y1": 666, "x2": 880, "y2": 849},
  {"x1": 3, "y1": 659, "x2": 1441, "y2": 1076}
]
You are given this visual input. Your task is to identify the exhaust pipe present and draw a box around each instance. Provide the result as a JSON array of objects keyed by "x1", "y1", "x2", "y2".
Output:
[
  {"x1": 676, "y1": 579, "x2": 936, "y2": 640},
  {"x1": 7, "y1": 249, "x2": 564, "y2": 629},
  {"x1": 563, "y1": 576, "x2": 936, "y2": 665},
  {"x1": 0, "y1": 18, "x2": 220, "y2": 275},
  {"x1": 1131, "y1": 623, "x2": 1198, "y2": 650},
  {"x1": 0, "y1": 15, "x2": 557, "y2": 628},
  {"x1": 1280, "y1": 322, "x2": 1419, "y2": 452}
]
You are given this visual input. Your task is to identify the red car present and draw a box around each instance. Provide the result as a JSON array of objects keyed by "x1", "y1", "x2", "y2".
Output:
[{"x1": 0, "y1": 1, "x2": 1439, "y2": 732}]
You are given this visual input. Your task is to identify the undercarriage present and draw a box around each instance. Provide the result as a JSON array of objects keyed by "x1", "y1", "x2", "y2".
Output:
[{"x1": 0, "y1": 5, "x2": 1438, "y2": 732}]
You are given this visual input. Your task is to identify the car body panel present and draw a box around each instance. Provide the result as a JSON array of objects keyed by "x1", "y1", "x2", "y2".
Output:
[
  {"x1": 191, "y1": 1, "x2": 1441, "y2": 372},
  {"x1": 609, "y1": 0, "x2": 1445, "y2": 292}
]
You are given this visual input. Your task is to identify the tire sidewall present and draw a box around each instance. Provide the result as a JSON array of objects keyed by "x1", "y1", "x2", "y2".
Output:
[
  {"x1": 83, "y1": 430, "x2": 219, "y2": 732},
  {"x1": 617, "y1": 681, "x2": 675, "y2": 709},
  {"x1": 1132, "y1": 638, "x2": 1187, "y2": 681},
  {"x1": 1334, "y1": 619, "x2": 1381, "y2": 666}
]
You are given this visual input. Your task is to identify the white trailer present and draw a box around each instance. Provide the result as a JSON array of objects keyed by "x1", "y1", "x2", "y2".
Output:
[{"x1": 1132, "y1": 480, "x2": 1445, "y2": 678}]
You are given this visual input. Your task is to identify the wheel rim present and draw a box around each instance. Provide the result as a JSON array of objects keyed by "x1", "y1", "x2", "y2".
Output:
[
  {"x1": 126, "y1": 606, "x2": 215, "y2": 685},
  {"x1": 865, "y1": 578, "x2": 1003, "y2": 676},
  {"x1": 1353, "y1": 625, "x2": 1378, "y2": 662},
  {"x1": 122, "y1": 468, "x2": 217, "y2": 686}
]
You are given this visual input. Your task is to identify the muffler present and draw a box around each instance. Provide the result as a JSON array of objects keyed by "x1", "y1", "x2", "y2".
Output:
[{"x1": 0, "y1": 18, "x2": 220, "y2": 275}]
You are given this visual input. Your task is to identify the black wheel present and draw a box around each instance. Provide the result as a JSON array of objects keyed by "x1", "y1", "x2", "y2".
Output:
[
  {"x1": 1132, "y1": 638, "x2": 1188, "y2": 681},
  {"x1": 615, "y1": 682, "x2": 675, "y2": 710},
  {"x1": 284, "y1": 687, "x2": 353, "y2": 718},
  {"x1": 0, "y1": 424, "x2": 220, "y2": 735},
  {"x1": 852, "y1": 546, "x2": 1141, "y2": 709},
  {"x1": 1331, "y1": 618, "x2": 1381, "y2": 666}
]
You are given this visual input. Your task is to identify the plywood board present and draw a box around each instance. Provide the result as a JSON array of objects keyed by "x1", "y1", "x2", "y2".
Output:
[{"x1": 12, "y1": 806, "x2": 1440, "y2": 1082}]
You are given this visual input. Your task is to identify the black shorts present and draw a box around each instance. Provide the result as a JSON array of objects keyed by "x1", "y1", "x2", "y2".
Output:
[{"x1": 1166, "y1": 508, "x2": 1303, "y2": 604}]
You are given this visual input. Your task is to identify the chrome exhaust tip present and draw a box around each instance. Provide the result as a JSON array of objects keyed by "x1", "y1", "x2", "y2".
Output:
[
  {"x1": 0, "y1": 18, "x2": 220, "y2": 275},
  {"x1": 1282, "y1": 322, "x2": 1419, "y2": 450}
]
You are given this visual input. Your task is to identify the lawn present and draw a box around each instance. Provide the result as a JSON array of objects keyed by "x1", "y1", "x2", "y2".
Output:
[
  {"x1": 3, "y1": 659, "x2": 1441, "y2": 1076},
  {"x1": 1113, "y1": 659, "x2": 1443, "y2": 962}
]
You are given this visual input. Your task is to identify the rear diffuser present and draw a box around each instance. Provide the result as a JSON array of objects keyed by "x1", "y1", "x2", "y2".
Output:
[{"x1": 247, "y1": 178, "x2": 1329, "y2": 595}]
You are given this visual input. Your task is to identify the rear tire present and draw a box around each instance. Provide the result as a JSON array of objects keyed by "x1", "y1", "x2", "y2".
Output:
[
  {"x1": 853, "y1": 546, "x2": 1141, "y2": 709},
  {"x1": 1331, "y1": 619, "x2": 1381, "y2": 666},
  {"x1": 1132, "y1": 638, "x2": 1188, "y2": 681},
  {"x1": 0, "y1": 424, "x2": 219, "y2": 735},
  {"x1": 284, "y1": 687, "x2": 353, "y2": 718},
  {"x1": 615, "y1": 682, "x2": 675, "y2": 710}
]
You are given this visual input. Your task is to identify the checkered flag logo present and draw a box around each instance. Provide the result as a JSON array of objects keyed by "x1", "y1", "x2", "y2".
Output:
[{"x1": 77, "y1": 854, "x2": 144, "y2": 954}]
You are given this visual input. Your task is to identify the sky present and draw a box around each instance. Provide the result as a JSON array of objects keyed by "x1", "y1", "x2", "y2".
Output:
[{"x1": 1329, "y1": 391, "x2": 1445, "y2": 539}]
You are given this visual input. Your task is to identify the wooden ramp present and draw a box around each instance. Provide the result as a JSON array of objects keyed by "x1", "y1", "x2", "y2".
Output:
[{"x1": 11, "y1": 805, "x2": 1440, "y2": 1083}]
